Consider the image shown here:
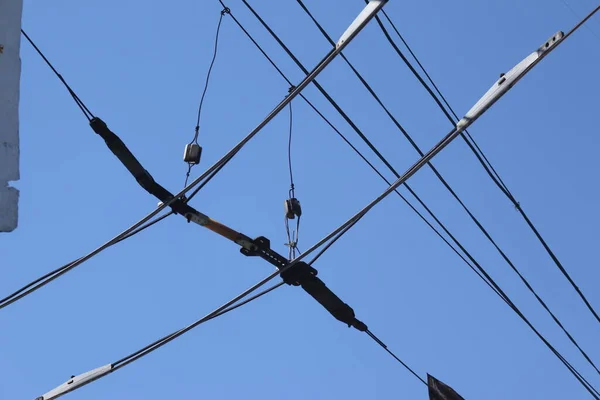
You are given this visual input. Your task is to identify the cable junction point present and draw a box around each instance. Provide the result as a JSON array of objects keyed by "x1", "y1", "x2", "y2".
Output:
[{"x1": 15, "y1": 2, "x2": 600, "y2": 399}]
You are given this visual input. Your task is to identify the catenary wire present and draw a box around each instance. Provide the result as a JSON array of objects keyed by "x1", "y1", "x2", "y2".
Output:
[
  {"x1": 112, "y1": 278, "x2": 285, "y2": 369},
  {"x1": 559, "y1": 0, "x2": 600, "y2": 42},
  {"x1": 184, "y1": 8, "x2": 229, "y2": 187},
  {"x1": 217, "y1": 2, "x2": 504, "y2": 299},
  {"x1": 227, "y1": 2, "x2": 600, "y2": 396},
  {"x1": 296, "y1": 0, "x2": 600, "y2": 376},
  {"x1": 377, "y1": 3, "x2": 600, "y2": 327},
  {"x1": 11, "y1": 18, "x2": 348, "y2": 308},
  {"x1": 21, "y1": 29, "x2": 94, "y2": 121},
  {"x1": 366, "y1": 329, "x2": 428, "y2": 386},
  {"x1": 112, "y1": 227, "x2": 340, "y2": 372},
  {"x1": 0, "y1": 211, "x2": 173, "y2": 310},
  {"x1": 192, "y1": 8, "x2": 228, "y2": 142},
  {"x1": 285, "y1": 101, "x2": 301, "y2": 259}
]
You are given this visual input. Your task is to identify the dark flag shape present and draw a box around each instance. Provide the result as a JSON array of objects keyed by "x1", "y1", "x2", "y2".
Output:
[{"x1": 428, "y1": 374, "x2": 465, "y2": 400}]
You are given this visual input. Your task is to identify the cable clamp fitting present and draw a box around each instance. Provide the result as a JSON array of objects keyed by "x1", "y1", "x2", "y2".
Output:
[{"x1": 221, "y1": 7, "x2": 230, "y2": 15}]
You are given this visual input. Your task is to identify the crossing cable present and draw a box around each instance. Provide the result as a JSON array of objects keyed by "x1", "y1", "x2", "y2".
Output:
[
  {"x1": 375, "y1": 4, "x2": 600, "y2": 327},
  {"x1": 283, "y1": 126, "x2": 600, "y2": 398},
  {"x1": 377, "y1": 8, "x2": 510, "y2": 195},
  {"x1": 111, "y1": 280, "x2": 285, "y2": 371},
  {"x1": 296, "y1": 0, "x2": 600, "y2": 376},
  {"x1": 184, "y1": 7, "x2": 229, "y2": 187},
  {"x1": 12, "y1": 15, "x2": 374, "y2": 309},
  {"x1": 38, "y1": 225, "x2": 425, "y2": 399},
  {"x1": 227, "y1": 3, "x2": 600, "y2": 396},
  {"x1": 36, "y1": 278, "x2": 285, "y2": 400},
  {"x1": 21, "y1": 29, "x2": 94, "y2": 121},
  {"x1": 559, "y1": 0, "x2": 600, "y2": 43},
  {"x1": 0, "y1": 211, "x2": 173, "y2": 310},
  {"x1": 218, "y1": 3, "x2": 505, "y2": 300}
]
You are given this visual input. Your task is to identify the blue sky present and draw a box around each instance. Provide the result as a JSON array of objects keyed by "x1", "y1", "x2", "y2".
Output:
[{"x1": 2, "y1": 0, "x2": 600, "y2": 398}]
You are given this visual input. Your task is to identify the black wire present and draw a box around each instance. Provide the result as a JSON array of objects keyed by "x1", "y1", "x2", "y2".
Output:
[
  {"x1": 220, "y1": 2, "x2": 503, "y2": 300},
  {"x1": 378, "y1": 10, "x2": 512, "y2": 193},
  {"x1": 366, "y1": 330, "x2": 427, "y2": 386},
  {"x1": 287, "y1": 101, "x2": 295, "y2": 198},
  {"x1": 192, "y1": 9, "x2": 227, "y2": 144},
  {"x1": 298, "y1": 0, "x2": 600, "y2": 378},
  {"x1": 284, "y1": 101, "x2": 301, "y2": 259},
  {"x1": 0, "y1": 211, "x2": 173, "y2": 310},
  {"x1": 374, "y1": 5, "x2": 600, "y2": 373},
  {"x1": 113, "y1": 272, "x2": 285, "y2": 370},
  {"x1": 559, "y1": 0, "x2": 600, "y2": 42},
  {"x1": 184, "y1": 150, "x2": 234, "y2": 203},
  {"x1": 21, "y1": 29, "x2": 94, "y2": 121},
  {"x1": 228, "y1": 2, "x2": 600, "y2": 396},
  {"x1": 378, "y1": 6, "x2": 600, "y2": 327}
]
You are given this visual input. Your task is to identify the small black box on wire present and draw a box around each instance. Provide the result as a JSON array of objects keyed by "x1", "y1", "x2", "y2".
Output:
[
  {"x1": 284, "y1": 198, "x2": 302, "y2": 219},
  {"x1": 183, "y1": 144, "x2": 202, "y2": 165}
]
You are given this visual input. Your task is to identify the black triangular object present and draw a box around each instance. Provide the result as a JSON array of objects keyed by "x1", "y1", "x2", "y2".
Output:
[{"x1": 428, "y1": 374, "x2": 465, "y2": 400}]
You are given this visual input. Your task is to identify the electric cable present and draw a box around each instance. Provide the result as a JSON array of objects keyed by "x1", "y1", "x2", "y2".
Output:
[
  {"x1": 184, "y1": 7, "x2": 229, "y2": 187},
  {"x1": 0, "y1": 211, "x2": 173, "y2": 310},
  {"x1": 227, "y1": 3, "x2": 600, "y2": 395},
  {"x1": 284, "y1": 125, "x2": 600, "y2": 397},
  {"x1": 376, "y1": 4, "x2": 600, "y2": 328},
  {"x1": 112, "y1": 279, "x2": 285, "y2": 370},
  {"x1": 366, "y1": 329, "x2": 428, "y2": 386},
  {"x1": 296, "y1": 0, "x2": 600, "y2": 376},
  {"x1": 13, "y1": 19, "x2": 354, "y2": 309},
  {"x1": 63, "y1": 203, "x2": 430, "y2": 397},
  {"x1": 20, "y1": 30, "x2": 94, "y2": 121},
  {"x1": 218, "y1": 2, "x2": 503, "y2": 300},
  {"x1": 559, "y1": 0, "x2": 600, "y2": 42},
  {"x1": 284, "y1": 101, "x2": 301, "y2": 259},
  {"x1": 193, "y1": 8, "x2": 227, "y2": 142}
]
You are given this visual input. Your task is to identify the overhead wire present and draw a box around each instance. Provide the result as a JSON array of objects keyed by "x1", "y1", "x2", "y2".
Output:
[
  {"x1": 107, "y1": 227, "x2": 427, "y2": 393},
  {"x1": 80, "y1": 219, "x2": 383, "y2": 391},
  {"x1": 376, "y1": 4, "x2": 600, "y2": 327},
  {"x1": 10, "y1": 20, "x2": 349, "y2": 309},
  {"x1": 228, "y1": 2, "x2": 600, "y2": 396},
  {"x1": 0, "y1": 210, "x2": 173, "y2": 310},
  {"x1": 112, "y1": 278, "x2": 285, "y2": 371},
  {"x1": 184, "y1": 7, "x2": 229, "y2": 187},
  {"x1": 20, "y1": 29, "x2": 94, "y2": 121},
  {"x1": 296, "y1": 0, "x2": 600, "y2": 377},
  {"x1": 559, "y1": 0, "x2": 600, "y2": 42},
  {"x1": 284, "y1": 101, "x2": 301, "y2": 259},
  {"x1": 366, "y1": 329, "x2": 428, "y2": 386},
  {"x1": 217, "y1": 2, "x2": 504, "y2": 300},
  {"x1": 281, "y1": 123, "x2": 600, "y2": 398}
]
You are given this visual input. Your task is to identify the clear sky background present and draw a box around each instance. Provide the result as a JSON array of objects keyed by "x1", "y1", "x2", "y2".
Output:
[{"x1": 2, "y1": 0, "x2": 600, "y2": 399}]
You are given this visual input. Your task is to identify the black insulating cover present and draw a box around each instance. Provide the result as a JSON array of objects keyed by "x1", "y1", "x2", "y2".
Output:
[
  {"x1": 297, "y1": 266, "x2": 367, "y2": 331},
  {"x1": 90, "y1": 117, "x2": 193, "y2": 216}
]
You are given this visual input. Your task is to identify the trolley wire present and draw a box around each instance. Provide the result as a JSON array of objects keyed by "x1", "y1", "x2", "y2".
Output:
[
  {"x1": 228, "y1": 2, "x2": 600, "y2": 396},
  {"x1": 367, "y1": 329, "x2": 428, "y2": 386},
  {"x1": 184, "y1": 7, "x2": 229, "y2": 187},
  {"x1": 11, "y1": 22, "x2": 344, "y2": 309},
  {"x1": 21, "y1": 29, "x2": 94, "y2": 121},
  {"x1": 296, "y1": 0, "x2": 600, "y2": 376},
  {"x1": 376, "y1": 4, "x2": 600, "y2": 328},
  {"x1": 218, "y1": 2, "x2": 504, "y2": 299},
  {"x1": 0, "y1": 211, "x2": 173, "y2": 310}
]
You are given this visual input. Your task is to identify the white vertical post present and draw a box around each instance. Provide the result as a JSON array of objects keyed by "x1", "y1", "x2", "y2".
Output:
[{"x1": 0, "y1": 0, "x2": 23, "y2": 232}]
